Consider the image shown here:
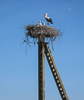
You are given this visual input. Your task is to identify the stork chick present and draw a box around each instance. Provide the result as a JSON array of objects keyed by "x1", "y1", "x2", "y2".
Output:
[
  {"x1": 39, "y1": 21, "x2": 42, "y2": 26},
  {"x1": 42, "y1": 22, "x2": 45, "y2": 25}
]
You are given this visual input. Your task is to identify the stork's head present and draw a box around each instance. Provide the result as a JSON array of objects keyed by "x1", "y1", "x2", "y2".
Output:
[
  {"x1": 44, "y1": 13, "x2": 48, "y2": 16},
  {"x1": 39, "y1": 21, "x2": 41, "y2": 23}
]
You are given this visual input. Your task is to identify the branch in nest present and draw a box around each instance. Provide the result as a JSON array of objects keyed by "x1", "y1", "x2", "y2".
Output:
[{"x1": 21, "y1": 24, "x2": 62, "y2": 49}]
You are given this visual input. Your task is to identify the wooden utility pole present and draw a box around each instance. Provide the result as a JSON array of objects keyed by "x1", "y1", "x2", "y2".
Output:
[{"x1": 38, "y1": 38, "x2": 45, "y2": 100}]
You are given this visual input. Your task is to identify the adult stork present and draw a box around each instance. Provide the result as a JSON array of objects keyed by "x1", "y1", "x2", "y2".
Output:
[{"x1": 44, "y1": 13, "x2": 53, "y2": 24}]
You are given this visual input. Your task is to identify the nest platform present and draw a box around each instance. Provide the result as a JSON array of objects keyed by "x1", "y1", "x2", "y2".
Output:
[
  {"x1": 22, "y1": 24, "x2": 62, "y2": 48},
  {"x1": 25, "y1": 25, "x2": 60, "y2": 38}
]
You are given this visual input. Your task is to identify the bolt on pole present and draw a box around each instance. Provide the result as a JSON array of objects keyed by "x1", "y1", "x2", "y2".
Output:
[{"x1": 38, "y1": 38, "x2": 45, "y2": 100}]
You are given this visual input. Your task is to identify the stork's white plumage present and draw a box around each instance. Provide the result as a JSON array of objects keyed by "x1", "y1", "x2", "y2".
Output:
[
  {"x1": 44, "y1": 13, "x2": 53, "y2": 24},
  {"x1": 39, "y1": 21, "x2": 42, "y2": 26},
  {"x1": 42, "y1": 22, "x2": 45, "y2": 25}
]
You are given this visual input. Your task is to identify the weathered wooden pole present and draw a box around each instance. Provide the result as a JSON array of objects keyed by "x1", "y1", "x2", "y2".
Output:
[
  {"x1": 44, "y1": 43, "x2": 69, "y2": 100},
  {"x1": 38, "y1": 38, "x2": 45, "y2": 100},
  {"x1": 24, "y1": 24, "x2": 69, "y2": 100}
]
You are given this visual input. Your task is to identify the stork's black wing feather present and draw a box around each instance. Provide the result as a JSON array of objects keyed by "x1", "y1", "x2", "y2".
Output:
[
  {"x1": 46, "y1": 18, "x2": 53, "y2": 24},
  {"x1": 49, "y1": 18, "x2": 53, "y2": 24}
]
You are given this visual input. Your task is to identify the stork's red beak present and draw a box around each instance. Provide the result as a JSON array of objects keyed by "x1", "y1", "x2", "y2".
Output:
[{"x1": 44, "y1": 14, "x2": 45, "y2": 16}]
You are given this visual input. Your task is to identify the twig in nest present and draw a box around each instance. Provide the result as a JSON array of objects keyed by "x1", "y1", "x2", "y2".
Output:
[{"x1": 21, "y1": 24, "x2": 62, "y2": 50}]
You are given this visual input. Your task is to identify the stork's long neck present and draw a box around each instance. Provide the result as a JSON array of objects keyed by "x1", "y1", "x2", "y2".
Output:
[
  {"x1": 45, "y1": 14, "x2": 47, "y2": 18},
  {"x1": 45, "y1": 14, "x2": 47, "y2": 17},
  {"x1": 45, "y1": 15, "x2": 50, "y2": 19}
]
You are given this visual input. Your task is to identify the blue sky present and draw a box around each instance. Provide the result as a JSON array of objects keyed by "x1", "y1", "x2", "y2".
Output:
[{"x1": 0, "y1": 0, "x2": 84, "y2": 100}]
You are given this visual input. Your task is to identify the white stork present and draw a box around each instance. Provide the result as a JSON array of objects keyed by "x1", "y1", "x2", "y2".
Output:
[
  {"x1": 44, "y1": 13, "x2": 53, "y2": 24},
  {"x1": 39, "y1": 21, "x2": 42, "y2": 26},
  {"x1": 42, "y1": 22, "x2": 45, "y2": 25}
]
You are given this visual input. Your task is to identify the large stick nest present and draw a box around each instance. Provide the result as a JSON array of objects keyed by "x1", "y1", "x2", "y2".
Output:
[
  {"x1": 25, "y1": 25, "x2": 60, "y2": 38},
  {"x1": 21, "y1": 24, "x2": 62, "y2": 49}
]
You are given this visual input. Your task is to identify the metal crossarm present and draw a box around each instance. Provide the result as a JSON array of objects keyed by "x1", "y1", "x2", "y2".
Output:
[
  {"x1": 38, "y1": 40, "x2": 45, "y2": 100},
  {"x1": 44, "y1": 43, "x2": 69, "y2": 100}
]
